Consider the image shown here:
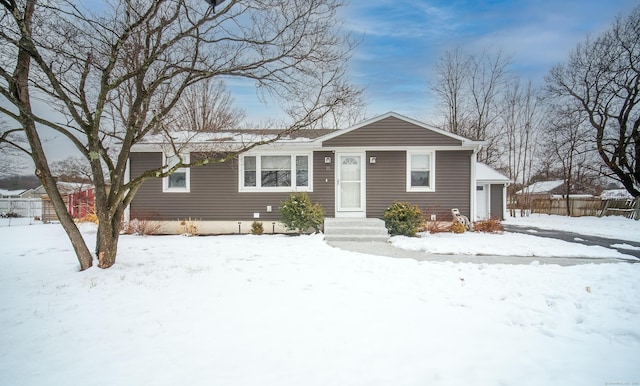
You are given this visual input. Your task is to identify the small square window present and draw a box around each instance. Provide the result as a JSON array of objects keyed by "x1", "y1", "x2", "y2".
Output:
[{"x1": 163, "y1": 153, "x2": 190, "y2": 192}]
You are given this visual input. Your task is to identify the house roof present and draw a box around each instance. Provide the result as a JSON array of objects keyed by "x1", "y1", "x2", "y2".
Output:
[
  {"x1": 0, "y1": 189, "x2": 26, "y2": 197},
  {"x1": 314, "y1": 112, "x2": 485, "y2": 147},
  {"x1": 516, "y1": 180, "x2": 564, "y2": 195},
  {"x1": 132, "y1": 112, "x2": 484, "y2": 152},
  {"x1": 600, "y1": 189, "x2": 634, "y2": 200},
  {"x1": 32, "y1": 182, "x2": 95, "y2": 196},
  {"x1": 476, "y1": 163, "x2": 510, "y2": 184},
  {"x1": 137, "y1": 128, "x2": 336, "y2": 146}
]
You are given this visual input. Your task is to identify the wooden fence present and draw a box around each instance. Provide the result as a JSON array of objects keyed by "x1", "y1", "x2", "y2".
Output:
[{"x1": 528, "y1": 197, "x2": 639, "y2": 219}]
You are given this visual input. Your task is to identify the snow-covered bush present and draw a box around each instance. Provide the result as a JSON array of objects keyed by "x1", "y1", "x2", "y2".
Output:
[
  {"x1": 383, "y1": 201, "x2": 425, "y2": 237},
  {"x1": 280, "y1": 192, "x2": 324, "y2": 234}
]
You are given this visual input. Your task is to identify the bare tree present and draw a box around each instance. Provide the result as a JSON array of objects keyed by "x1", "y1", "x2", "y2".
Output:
[
  {"x1": 431, "y1": 47, "x2": 512, "y2": 166},
  {"x1": 172, "y1": 79, "x2": 245, "y2": 132},
  {"x1": 468, "y1": 50, "x2": 512, "y2": 165},
  {"x1": 546, "y1": 5, "x2": 640, "y2": 199},
  {"x1": 0, "y1": 0, "x2": 362, "y2": 270},
  {"x1": 431, "y1": 47, "x2": 471, "y2": 136},
  {"x1": 542, "y1": 103, "x2": 592, "y2": 216},
  {"x1": 50, "y1": 157, "x2": 93, "y2": 183},
  {"x1": 0, "y1": 119, "x2": 29, "y2": 176},
  {"x1": 500, "y1": 79, "x2": 540, "y2": 216}
]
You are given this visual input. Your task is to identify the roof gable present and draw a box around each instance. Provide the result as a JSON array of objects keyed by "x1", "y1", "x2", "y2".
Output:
[{"x1": 318, "y1": 112, "x2": 482, "y2": 148}]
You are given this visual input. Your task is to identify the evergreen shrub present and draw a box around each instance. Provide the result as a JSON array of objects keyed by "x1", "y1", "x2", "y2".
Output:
[
  {"x1": 280, "y1": 192, "x2": 324, "y2": 234},
  {"x1": 383, "y1": 201, "x2": 425, "y2": 236}
]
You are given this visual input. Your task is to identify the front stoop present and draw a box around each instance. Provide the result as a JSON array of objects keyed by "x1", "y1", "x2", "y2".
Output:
[{"x1": 324, "y1": 218, "x2": 389, "y2": 243}]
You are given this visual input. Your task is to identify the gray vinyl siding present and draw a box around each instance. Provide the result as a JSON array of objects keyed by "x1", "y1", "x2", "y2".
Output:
[
  {"x1": 490, "y1": 184, "x2": 505, "y2": 220},
  {"x1": 311, "y1": 151, "x2": 335, "y2": 216},
  {"x1": 323, "y1": 116, "x2": 462, "y2": 147},
  {"x1": 129, "y1": 151, "x2": 334, "y2": 221},
  {"x1": 365, "y1": 150, "x2": 472, "y2": 220}
]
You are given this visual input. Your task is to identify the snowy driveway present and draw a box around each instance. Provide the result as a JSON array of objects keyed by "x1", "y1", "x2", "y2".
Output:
[
  {"x1": 504, "y1": 224, "x2": 640, "y2": 260},
  {"x1": 329, "y1": 240, "x2": 633, "y2": 266},
  {"x1": 331, "y1": 215, "x2": 640, "y2": 265}
]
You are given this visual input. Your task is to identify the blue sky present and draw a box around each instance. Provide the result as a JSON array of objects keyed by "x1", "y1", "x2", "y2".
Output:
[
  {"x1": 336, "y1": 0, "x2": 638, "y2": 123},
  {"x1": 233, "y1": 0, "x2": 638, "y2": 124},
  {"x1": 12, "y1": 0, "x2": 639, "y2": 170}
]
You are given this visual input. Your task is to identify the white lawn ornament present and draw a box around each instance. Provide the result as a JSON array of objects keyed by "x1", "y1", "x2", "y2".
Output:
[{"x1": 451, "y1": 208, "x2": 473, "y2": 231}]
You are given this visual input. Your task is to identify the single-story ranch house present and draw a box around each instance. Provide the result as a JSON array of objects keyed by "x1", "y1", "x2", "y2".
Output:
[{"x1": 127, "y1": 112, "x2": 509, "y2": 234}]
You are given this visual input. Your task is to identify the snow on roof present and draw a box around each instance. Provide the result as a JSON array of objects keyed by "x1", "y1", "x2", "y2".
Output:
[
  {"x1": 600, "y1": 189, "x2": 634, "y2": 200},
  {"x1": 516, "y1": 180, "x2": 564, "y2": 195},
  {"x1": 476, "y1": 163, "x2": 510, "y2": 183},
  {"x1": 0, "y1": 189, "x2": 26, "y2": 197},
  {"x1": 139, "y1": 129, "x2": 335, "y2": 145}
]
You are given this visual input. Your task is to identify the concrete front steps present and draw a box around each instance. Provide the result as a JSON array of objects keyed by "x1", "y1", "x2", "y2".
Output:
[{"x1": 324, "y1": 217, "x2": 389, "y2": 243}]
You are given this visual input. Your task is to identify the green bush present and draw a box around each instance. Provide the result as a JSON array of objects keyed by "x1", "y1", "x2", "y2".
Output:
[
  {"x1": 280, "y1": 192, "x2": 324, "y2": 234},
  {"x1": 383, "y1": 201, "x2": 425, "y2": 236}
]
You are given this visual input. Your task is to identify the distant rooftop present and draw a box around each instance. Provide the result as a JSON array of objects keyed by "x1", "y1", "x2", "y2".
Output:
[
  {"x1": 0, "y1": 189, "x2": 26, "y2": 197},
  {"x1": 516, "y1": 180, "x2": 564, "y2": 195}
]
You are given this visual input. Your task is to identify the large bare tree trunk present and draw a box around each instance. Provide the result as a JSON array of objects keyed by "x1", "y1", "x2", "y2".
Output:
[
  {"x1": 8, "y1": 0, "x2": 93, "y2": 270},
  {"x1": 96, "y1": 218, "x2": 121, "y2": 269}
]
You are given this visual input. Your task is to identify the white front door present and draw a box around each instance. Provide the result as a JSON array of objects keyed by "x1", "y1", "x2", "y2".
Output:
[
  {"x1": 476, "y1": 184, "x2": 489, "y2": 220},
  {"x1": 336, "y1": 153, "x2": 365, "y2": 216}
]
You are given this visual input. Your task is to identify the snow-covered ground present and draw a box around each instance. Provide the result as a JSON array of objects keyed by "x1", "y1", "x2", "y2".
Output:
[
  {"x1": 504, "y1": 213, "x2": 640, "y2": 242},
  {"x1": 390, "y1": 214, "x2": 640, "y2": 260},
  {"x1": 1, "y1": 217, "x2": 639, "y2": 385}
]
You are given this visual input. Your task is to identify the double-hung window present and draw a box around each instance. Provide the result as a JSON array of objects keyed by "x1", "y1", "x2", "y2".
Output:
[
  {"x1": 241, "y1": 154, "x2": 311, "y2": 192},
  {"x1": 163, "y1": 153, "x2": 190, "y2": 192},
  {"x1": 406, "y1": 151, "x2": 435, "y2": 192}
]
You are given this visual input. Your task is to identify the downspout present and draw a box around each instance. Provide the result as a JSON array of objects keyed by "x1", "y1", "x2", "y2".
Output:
[
  {"x1": 470, "y1": 144, "x2": 481, "y2": 222},
  {"x1": 124, "y1": 158, "x2": 131, "y2": 223},
  {"x1": 502, "y1": 182, "x2": 510, "y2": 220}
]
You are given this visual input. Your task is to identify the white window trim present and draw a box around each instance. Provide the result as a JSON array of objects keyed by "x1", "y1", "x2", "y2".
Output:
[
  {"x1": 239, "y1": 153, "x2": 313, "y2": 192},
  {"x1": 163, "y1": 152, "x2": 190, "y2": 193},
  {"x1": 406, "y1": 150, "x2": 436, "y2": 192}
]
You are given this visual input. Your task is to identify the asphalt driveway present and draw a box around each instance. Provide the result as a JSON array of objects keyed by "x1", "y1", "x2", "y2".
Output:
[{"x1": 503, "y1": 224, "x2": 640, "y2": 261}]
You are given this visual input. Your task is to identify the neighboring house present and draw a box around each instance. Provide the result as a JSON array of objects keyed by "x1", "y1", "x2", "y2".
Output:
[
  {"x1": 515, "y1": 180, "x2": 565, "y2": 205},
  {"x1": 475, "y1": 163, "x2": 510, "y2": 220},
  {"x1": 600, "y1": 189, "x2": 634, "y2": 200},
  {"x1": 128, "y1": 112, "x2": 492, "y2": 234},
  {"x1": 0, "y1": 189, "x2": 27, "y2": 198},
  {"x1": 67, "y1": 186, "x2": 97, "y2": 218},
  {"x1": 31, "y1": 182, "x2": 96, "y2": 221},
  {"x1": 0, "y1": 189, "x2": 40, "y2": 218},
  {"x1": 515, "y1": 180, "x2": 597, "y2": 202}
]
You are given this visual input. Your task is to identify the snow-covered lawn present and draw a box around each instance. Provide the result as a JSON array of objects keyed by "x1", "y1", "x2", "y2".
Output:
[{"x1": 1, "y1": 217, "x2": 639, "y2": 385}]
